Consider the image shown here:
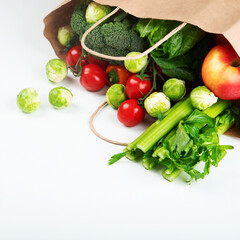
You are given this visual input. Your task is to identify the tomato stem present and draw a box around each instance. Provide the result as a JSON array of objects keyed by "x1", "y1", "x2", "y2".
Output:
[
  {"x1": 137, "y1": 60, "x2": 158, "y2": 108},
  {"x1": 69, "y1": 47, "x2": 87, "y2": 77},
  {"x1": 136, "y1": 58, "x2": 151, "y2": 80},
  {"x1": 232, "y1": 59, "x2": 240, "y2": 68}
]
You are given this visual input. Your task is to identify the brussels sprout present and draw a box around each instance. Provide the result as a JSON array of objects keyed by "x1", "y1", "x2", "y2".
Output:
[
  {"x1": 85, "y1": 2, "x2": 111, "y2": 24},
  {"x1": 163, "y1": 78, "x2": 186, "y2": 101},
  {"x1": 46, "y1": 59, "x2": 68, "y2": 83},
  {"x1": 190, "y1": 86, "x2": 218, "y2": 110},
  {"x1": 49, "y1": 87, "x2": 73, "y2": 109},
  {"x1": 144, "y1": 92, "x2": 171, "y2": 117},
  {"x1": 106, "y1": 84, "x2": 128, "y2": 109},
  {"x1": 57, "y1": 25, "x2": 74, "y2": 47},
  {"x1": 124, "y1": 52, "x2": 148, "y2": 73},
  {"x1": 17, "y1": 88, "x2": 41, "y2": 113}
]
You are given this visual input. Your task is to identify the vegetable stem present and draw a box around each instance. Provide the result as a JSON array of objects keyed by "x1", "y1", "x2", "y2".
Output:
[
  {"x1": 125, "y1": 96, "x2": 188, "y2": 153},
  {"x1": 137, "y1": 97, "x2": 194, "y2": 153},
  {"x1": 162, "y1": 168, "x2": 182, "y2": 182},
  {"x1": 202, "y1": 99, "x2": 232, "y2": 118}
]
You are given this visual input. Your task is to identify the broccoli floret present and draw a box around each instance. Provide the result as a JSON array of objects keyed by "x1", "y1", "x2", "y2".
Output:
[
  {"x1": 129, "y1": 30, "x2": 146, "y2": 52},
  {"x1": 101, "y1": 22, "x2": 131, "y2": 50},
  {"x1": 70, "y1": 5, "x2": 91, "y2": 39},
  {"x1": 104, "y1": 48, "x2": 129, "y2": 57},
  {"x1": 85, "y1": 27, "x2": 105, "y2": 49}
]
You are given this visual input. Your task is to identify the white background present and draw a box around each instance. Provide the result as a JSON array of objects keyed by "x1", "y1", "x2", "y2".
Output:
[{"x1": 1, "y1": 0, "x2": 240, "y2": 239}]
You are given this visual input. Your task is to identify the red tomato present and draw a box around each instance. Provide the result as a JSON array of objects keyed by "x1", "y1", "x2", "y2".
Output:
[
  {"x1": 117, "y1": 99, "x2": 145, "y2": 127},
  {"x1": 88, "y1": 54, "x2": 109, "y2": 70},
  {"x1": 126, "y1": 75, "x2": 152, "y2": 99},
  {"x1": 66, "y1": 46, "x2": 88, "y2": 72},
  {"x1": 80, "y1": 64, "x2": 107, "y2": 91}
]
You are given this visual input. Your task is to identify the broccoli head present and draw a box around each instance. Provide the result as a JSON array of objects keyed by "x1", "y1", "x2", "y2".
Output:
[
  {"x1": 71, "y1": 3, "x2": 146, "y2": 65},
  {"x1": 101, "y1": 22, "x2": 131, "y2": 50},
  {"x1": 70, "y1": 5, "x2": 91, "y2": 39},
  {"x1": 85, "y1": 27, "x2": 105, "y2": 49},
  {"x1": 83, "y1": 21, "x2": 146, "y2": 65}
]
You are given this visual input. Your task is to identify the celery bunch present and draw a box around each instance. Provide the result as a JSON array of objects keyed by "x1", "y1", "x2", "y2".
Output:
[{"x1": 109, "y1": 97, "x2": 239, "y2": 182}]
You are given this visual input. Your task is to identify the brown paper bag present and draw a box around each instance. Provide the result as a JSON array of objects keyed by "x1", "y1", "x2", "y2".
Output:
[
  {"x1": 44, "y1": 0, "x2": 240, "y2": 58},
  {"x1": 43, "y1": 0, "x2": 240, "y2": 137}
]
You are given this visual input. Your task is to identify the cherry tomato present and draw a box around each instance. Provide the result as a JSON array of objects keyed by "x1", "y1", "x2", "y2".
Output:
[
  {"x1": 66, "y1": 46, "x2": 88, "y2": 72},
  {"x1": 80, "y1": 64, "x2": 107, "y2": 92},
  {"x1": 117, "y1": 99, "x2": 145, "y2": 127},
  {"x1": 126, "y1": 75, "x2": 152, "y2": 99},
  {"x1": 106, "y1": 65, "x2": 132, "y2": 86},
  {"x1": 88, "y1": 54, "x2": 109, "y2": 70}
]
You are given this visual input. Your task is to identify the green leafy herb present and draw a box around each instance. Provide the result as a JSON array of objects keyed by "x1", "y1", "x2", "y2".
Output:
[
  {"x1": 108, "y1": 151, "x2": 130, "y2": 165},
  {"x1": 136, "y1": 18, "x2": 212, "y2": 81},
  {"x1": 151, "y1": 34, "x2": 213, "y2": 81}
]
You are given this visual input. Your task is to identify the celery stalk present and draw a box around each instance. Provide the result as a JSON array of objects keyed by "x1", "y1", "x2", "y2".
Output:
[
  {"x1": 125, "y1": 96, "x2": 188, "y2": 153},
  {"x1": 202, "y1": 99, "x2": 232, "y2": 118},
  {"x1": 162, "y1": 168, "x2": 182, "y2": 182},
  {"x1": 137, "y1": 98, "x2": 194, "y2": 153}
]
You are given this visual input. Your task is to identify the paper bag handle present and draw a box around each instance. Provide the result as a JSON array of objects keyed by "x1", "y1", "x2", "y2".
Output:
[{"x1": 81, "y1": 7, "x2": 187, "y2": 61}]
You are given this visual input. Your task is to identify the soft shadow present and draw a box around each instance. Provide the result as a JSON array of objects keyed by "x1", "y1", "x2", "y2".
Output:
[
  {"x1": 93, "y1": 85, "x2": 108, "y2": 96},
  {"x1": 64, "y1": 76, "x2": 79, "y2": 88}
]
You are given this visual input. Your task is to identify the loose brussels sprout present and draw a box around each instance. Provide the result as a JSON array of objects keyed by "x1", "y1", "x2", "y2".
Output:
[
  {"x1": 106, "y1": 84, "x2": 128, "y2": 109},
  {"x1": 124, "y1": 52, "x2": 148, "y2": 73},
  {"x1": 144, "y1": 92, "x2": 171, "y2": 117},
  {"x1": 57, "y1": 25, "x2": 74, "y2": 47},
  {"x1": 17, "y1": 88, "x2": 41, "y2": 113},
  {"x1": 49, "y1": 87, "x2": 73, "y2": 109},
  {"x1": 85, "y1": 2, "x2": 111, "y2": 24},
  {"x1": 190, "y1": 86, "x2": 218, "y2": 110},
  {"x1": 163, "y1": 78, "x2": 186, "y2": 101},
  {"x1": 46, "y1": 59, "x2": 68, "y2": 83}
]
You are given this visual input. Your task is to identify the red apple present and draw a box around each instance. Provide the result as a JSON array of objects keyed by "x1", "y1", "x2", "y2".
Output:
[{"x1": 202, "y1": 44, "x2": 240, "y2": 100}]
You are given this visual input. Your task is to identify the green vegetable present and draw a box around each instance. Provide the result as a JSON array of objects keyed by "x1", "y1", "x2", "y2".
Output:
[
  {"x1": 137, "y1": 19, "x2": 212, "y2": 81},
  {"x1": 163, "y1": 78, "x2": 186, "y2": 101},
  {"x1": 71, "y1": 4, "x2": 146, "y2": 65},
  {"x1": 109, "y1": 97, "x2": 194, "y2": 164},
  {"x1": 17, "y1": 88, "x2": 41, "y2": 113},
  {"x1": 49, "y1": 87, "x2": 73, "y2": 109},
  {"x1": 109, "y1": 95, "x2": 237, "y2": 182},
  {"x1": 137, "y1": 19, "x2": 206, "y2": 59},
  {"x1": 125, "y1": 97, "x2": 188, "y2": 160},
  {"x1": 46, "y1": 59, "x2": 68, "y2": 83},
  {"x1": 162, "y1": 24, "x2": 206, "y2": 59},
  {"x1": 106, "y1": 84, "x2": 128, "y2": 109},
  {"x1": 124, "y1": 52, "x2": 148, "y2": 73},
  {"x1": 190, "y1": 86, "x2": 218, "y2": 110},
  {"x1": 137, "y1": 97, "x2": 194, "y2": 153},
  {"x1": 161, "y1": 105, "x2": 238, "y2": 182},
  {"x1": 70, "y1": 2, "x2": 92, "y2": 40},
  {"x1": 85, "y1": 2, "x2": 111, "y2": 24},
  {"x1": 58, "y1": 25, "x2": 74, "y2": 47},
  {"x1": 144, "y1": 92, "x2": 171, "y2": 117}
]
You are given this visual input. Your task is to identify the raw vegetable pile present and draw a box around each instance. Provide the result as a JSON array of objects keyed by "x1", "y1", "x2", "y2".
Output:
[{"x1": 18, "y1": 1, "x2": 240, "y2": 183}]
